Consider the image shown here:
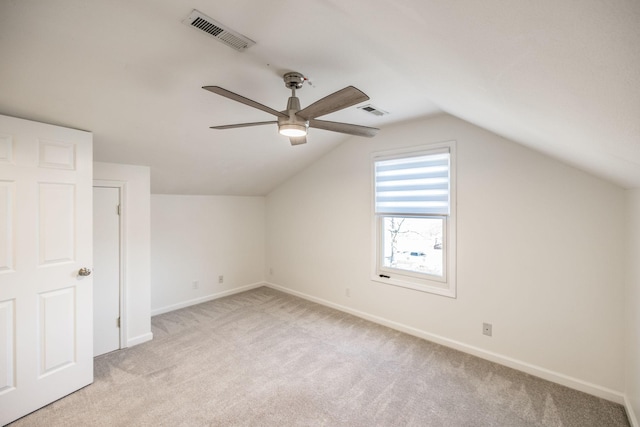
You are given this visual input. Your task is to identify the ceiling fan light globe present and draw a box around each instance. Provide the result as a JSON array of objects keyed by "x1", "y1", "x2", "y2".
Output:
[{"x1": 279, "y1": 124, "x2": 307, "y2": 137}]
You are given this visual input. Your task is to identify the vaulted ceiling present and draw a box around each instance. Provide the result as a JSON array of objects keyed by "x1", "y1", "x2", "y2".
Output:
[{"x1": 1, "y1": 0, "x2": 638, "y2": 195}]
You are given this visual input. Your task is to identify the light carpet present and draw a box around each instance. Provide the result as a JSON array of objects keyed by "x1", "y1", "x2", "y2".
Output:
[{"x1": 10, "y1": 287, "x2": 630, "y2": 426}]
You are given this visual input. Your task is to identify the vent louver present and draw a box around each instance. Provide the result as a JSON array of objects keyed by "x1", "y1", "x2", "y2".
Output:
[
  {"x1": 358, "y1": 104, "x2": 389, "y2": 116},
  {"x1": 183, "y1": 10, "x2": 255, "y2": 52}
]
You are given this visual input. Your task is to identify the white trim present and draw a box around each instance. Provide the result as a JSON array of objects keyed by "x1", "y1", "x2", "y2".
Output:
[
  {"x1": 150, "y1": 282, "x2": 265, "y2": 316},
  {"x1": 626, "y1": 395, "x2": 639, "y2": 427},
  {"x1": 126, "y1": 332, "x2": 153, "y2": 347},
  {"x1": 265, "y1": 281, "x2": 625, "y2": 405},
  {"x1": 93, "y1": 180, "x2": 128, "y2": 349}
]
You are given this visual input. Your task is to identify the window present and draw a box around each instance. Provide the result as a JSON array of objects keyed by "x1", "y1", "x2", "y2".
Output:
[{"x1": 372, "y1": 142, "x2": 456, "y2": 297}]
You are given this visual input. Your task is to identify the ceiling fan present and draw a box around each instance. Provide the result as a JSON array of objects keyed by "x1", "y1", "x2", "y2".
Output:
[{"x1": 203, "y1": 72, "x2": 379, "y2": 145}]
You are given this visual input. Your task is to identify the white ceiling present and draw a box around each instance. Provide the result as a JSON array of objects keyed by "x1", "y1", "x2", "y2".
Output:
[{"x1": 1, "y1": 0, "x2": 638, "y2": 195}]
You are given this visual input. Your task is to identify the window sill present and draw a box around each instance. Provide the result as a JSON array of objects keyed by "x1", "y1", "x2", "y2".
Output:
[{"x1": 371, "y1": 274, "x2": 456, "y2": 298}]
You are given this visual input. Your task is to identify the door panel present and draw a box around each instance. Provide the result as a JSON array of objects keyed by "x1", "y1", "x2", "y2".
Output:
[
  {"x1": 0, "y1": 181, "x2": 14, "y2": 272},
  {"x1": 0, "y1": 298, "x2": 14, "y2": 393},
  {"x1": 38, "y1": 183, "x2": 75, "y2": 265},
  {"x1": 0, "y1": 114, "x2": 93, "y2": 425},
  {"x1": 38, "y1": 139, "x2": 76, "y2": 170},
  {"x1": 39, "y1": 287, "x2": 76, "y2": 375},
  {"x1": 0, "y1": 135, "x2": 12, "y2": 163}
]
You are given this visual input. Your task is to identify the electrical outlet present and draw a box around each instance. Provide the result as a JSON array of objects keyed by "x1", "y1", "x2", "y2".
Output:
[
  {"x1": 269, "y1": 268, "x2": 273, "y2": 275},
  {"x1": 192, "y1": 280, "x2": 199, "y2": 290},
  {"x1": 483, "y1": 322, "x2": 492, "y2": 337},
  {"x1": 345, "y1": 288, "x2": 351, "y2": 297},
  {"x1": 218, "y1": 275, "x2": 224, "y2": 284}
]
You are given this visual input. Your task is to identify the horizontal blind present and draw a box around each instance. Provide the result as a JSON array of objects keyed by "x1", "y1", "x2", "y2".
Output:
[{"x1": 375, "y1": 151, "x2": 450, "y2": 215}]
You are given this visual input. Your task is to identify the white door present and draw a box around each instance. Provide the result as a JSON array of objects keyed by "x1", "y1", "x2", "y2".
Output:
[
  {"x1": 0, "y1": 115, "x2": 93, "y2": 425},
  {"x1": 93, "y1": 186, "x2": 121, "y2": 357}
]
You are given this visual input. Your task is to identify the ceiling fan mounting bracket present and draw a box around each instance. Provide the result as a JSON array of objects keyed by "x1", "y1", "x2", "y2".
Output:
[{"x1": 283, "y1": 72, "x2": 305, "y2": 90}]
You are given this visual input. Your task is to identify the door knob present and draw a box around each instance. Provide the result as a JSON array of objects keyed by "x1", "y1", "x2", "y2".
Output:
[{"x1": 78, "y1": 267, "x2": 92, "y2": 277}]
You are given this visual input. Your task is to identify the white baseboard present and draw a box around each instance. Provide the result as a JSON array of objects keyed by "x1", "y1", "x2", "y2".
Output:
[
  {"x1": 127, "y1": 332, "x2": 153, "y2": 347},
  {"x1": 265, "y1": 282, "x2": 626, "y2": 405},
  {"x1": 626, "y1": 395, "x2": 639, "y2": 427},
  {"x1": 150, "y1": 282, "x2": 265, "y2": 316}
]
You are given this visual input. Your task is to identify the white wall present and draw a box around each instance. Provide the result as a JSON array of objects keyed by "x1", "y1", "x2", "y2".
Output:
[
  {"x1": 150, "y1": 195, "x2": 265, "y2": 314},
  {"x1": 94, "y1": 162, "x2": 152, "y2": 347},
  {"x1": 265, "y1": 114, "x2": 627, "y2": 400},
  {"x1": 626, "y1": 189, "x2": 640, "y2": 425}
]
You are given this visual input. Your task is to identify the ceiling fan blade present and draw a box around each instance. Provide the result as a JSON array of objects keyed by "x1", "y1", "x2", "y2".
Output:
[
  {"x1": 203, "y1": 86, "x2": 287, "y2": 118},
  {"x1": 210, "y1": 121, "x2": 277, "y2": 130},
  {"x1": 309, "y1": 119, "x2": 379, "y2": 137},
  {"x1": 289, "y1": 136, "x2": 307, "y2": 145},
  {"x1": 296, "y1": 86, "x2": 370, "y2": 119}
]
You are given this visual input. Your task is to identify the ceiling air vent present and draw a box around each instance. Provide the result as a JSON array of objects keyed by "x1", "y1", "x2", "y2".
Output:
[
  {"x1": 182, "y1": 10, "x2": 255, "y2": 52},
  {"x1": 357, "y1": 104, "x2": 388, "y2": 116}
]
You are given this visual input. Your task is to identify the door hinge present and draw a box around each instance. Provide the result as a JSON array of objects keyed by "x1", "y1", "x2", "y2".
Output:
[
  {"x1": 117, "y1": 205, "x2": 121, "y2": 215},
  {"x1": 116, "y1": 317, "x2": 120, "y2": 328}
]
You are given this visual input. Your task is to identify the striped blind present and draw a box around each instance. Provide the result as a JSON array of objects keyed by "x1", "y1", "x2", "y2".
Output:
[{"x1": 375, "y1": 151, "x2": 450, "y2": 215}]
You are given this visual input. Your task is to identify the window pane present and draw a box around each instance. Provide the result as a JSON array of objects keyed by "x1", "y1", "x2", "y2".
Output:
[{"x1": 382, "y1": 216, "x2": 444, "y2": 277}]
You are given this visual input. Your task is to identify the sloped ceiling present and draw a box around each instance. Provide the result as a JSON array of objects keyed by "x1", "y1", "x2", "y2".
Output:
[{"x1": 0, "y1": 0, "x2": 638, "y2": 194}]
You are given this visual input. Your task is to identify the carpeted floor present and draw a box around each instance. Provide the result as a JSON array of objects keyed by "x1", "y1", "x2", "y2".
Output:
[{"x1": 10, "y1": 286, "x2": 630, "y2": 426}]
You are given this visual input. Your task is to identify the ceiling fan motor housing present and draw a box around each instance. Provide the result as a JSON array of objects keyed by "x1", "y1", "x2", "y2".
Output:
[{"x1": 278, "y1": 95, "x2": 308, "y2": 137}]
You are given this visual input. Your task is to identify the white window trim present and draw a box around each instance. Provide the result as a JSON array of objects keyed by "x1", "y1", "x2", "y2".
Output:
[{"x1": 371, "y1": 141, "x2": 457, "y2": 298}]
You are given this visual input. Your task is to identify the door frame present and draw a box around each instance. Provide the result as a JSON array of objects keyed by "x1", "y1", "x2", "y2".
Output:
[{"x1": 93, "y1": 180, "x2": 127, "y2": 349}]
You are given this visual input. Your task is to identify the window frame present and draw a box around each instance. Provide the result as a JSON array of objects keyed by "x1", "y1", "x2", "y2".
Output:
[{"x1": 371, "y1": 141, "x2": 457, "y2": 298}]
